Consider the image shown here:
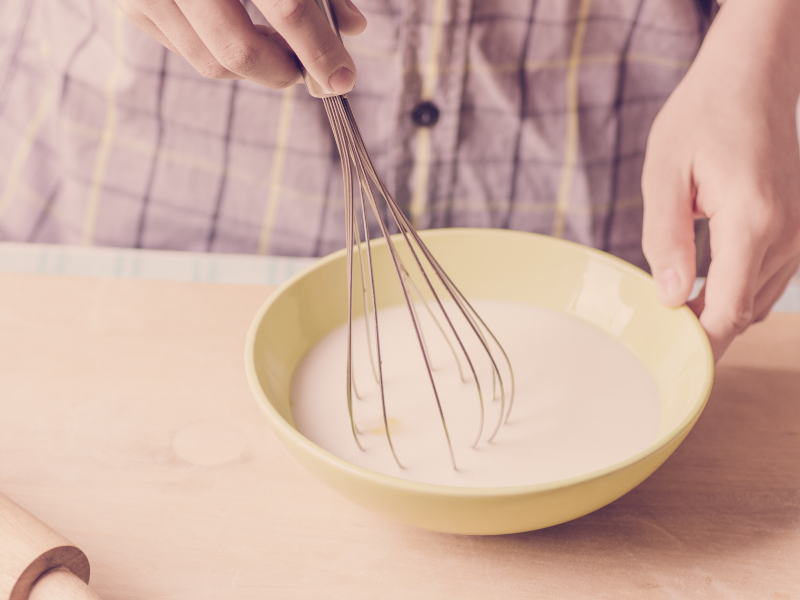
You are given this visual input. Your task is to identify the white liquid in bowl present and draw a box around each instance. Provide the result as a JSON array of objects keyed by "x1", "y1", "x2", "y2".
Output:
[{"x1": 291, "y1": 299, "x2": 660, "y2": 488}]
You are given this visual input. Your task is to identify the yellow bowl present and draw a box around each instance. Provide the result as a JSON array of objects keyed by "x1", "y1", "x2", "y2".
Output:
[{"x1": 245, "y1": 229, "x2": 714, "y2": 535}]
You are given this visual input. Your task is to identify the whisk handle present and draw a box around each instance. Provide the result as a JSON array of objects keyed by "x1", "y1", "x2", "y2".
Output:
[{"x1": 302, "y1": 0, "x2": 345, "y2": 98}]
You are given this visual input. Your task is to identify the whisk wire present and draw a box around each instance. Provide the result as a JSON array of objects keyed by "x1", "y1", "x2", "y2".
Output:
[
  {"x1": 420, "y1": 252, "x2": 517, "y2": 430},
  {"x1": 336, "y1": 100, "x2": 458, "y2": 468},
  {"x1": 327, "y1": 99, "x2": 365, "y2": 448},
  {"x1": 340, "y1": 108, "x2": 495, "y2": 445},
  {"x1": 324, "y1": 94, "x2": 515, "y2": 468},
  {"x1": 356, "y1": 166, "x2": 403, "y2": 467},
  {"x1": 402, "y1": 265, "x2": 469, "y2": 383},
  {"x1": 354, "y1": 221, "x2": 379, "y2": 384}
]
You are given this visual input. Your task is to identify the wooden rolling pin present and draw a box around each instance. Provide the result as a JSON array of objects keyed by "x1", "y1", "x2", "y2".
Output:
[{"x1": 0, "y1": 493, "x2": 101, "y2": 600}]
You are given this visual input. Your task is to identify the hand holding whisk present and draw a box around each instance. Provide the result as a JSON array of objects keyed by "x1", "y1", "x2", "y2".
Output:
[{"x1": 302, "y1": 0, "x2": 515, "y2": 470}]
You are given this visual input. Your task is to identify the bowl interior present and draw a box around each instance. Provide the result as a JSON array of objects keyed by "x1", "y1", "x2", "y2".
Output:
[{"x1": 248, "y1": 229, "x2": 713, "y2": 480}]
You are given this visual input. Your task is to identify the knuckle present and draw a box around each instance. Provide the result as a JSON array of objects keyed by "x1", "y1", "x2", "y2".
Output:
[
  {"x1": 216, "y1": 42, "x2": 261, "y2": 75},
  {"x1": 738, "y1": 185, "x2": 787, "y2": 239},
  {"x1": 641, "y1": 229, "x2": 672, "y2": 266},
  {"x1": 270, "y1": 70, "x2": 299, "y2": 89},
  {"x1": 197, "y1": 60, "x2": 231, "y2": 80},
  {"x1": 271, "y1": 0, "x2": 308, "y2": 26},
  {"x1": 721, "y1": 301, "x2": 754, "y2": 334},
  {"x1": 304, "y1": 37, "x2": 338, "y2": 69},
  {"x1": 753, "y1": 309, "x2": 770, "y2": 325},
  {"x1": 749, "y1": 200, "x2": 779, "y2": 239}
]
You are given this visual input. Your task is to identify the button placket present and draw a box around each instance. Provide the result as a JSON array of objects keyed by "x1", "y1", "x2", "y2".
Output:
[{"x1": 421, "y1": 0, "x2": 473, "y2": 229}]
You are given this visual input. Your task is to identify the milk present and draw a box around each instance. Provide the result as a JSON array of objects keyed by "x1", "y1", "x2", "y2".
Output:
[{"x1": 291, "y1": 299, "x2": 660, "y2": 488}]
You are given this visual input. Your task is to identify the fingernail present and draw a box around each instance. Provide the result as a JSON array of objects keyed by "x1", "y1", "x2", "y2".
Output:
[
  {"x1": 344, "y1": 0, "x2": 363, "y2": 16},
  {"x1": 656, "y1": 268, "x2": 682, "y2": 306},
  {"x1": 328, "y1": 66, "x2": 355, "y2": 94}
]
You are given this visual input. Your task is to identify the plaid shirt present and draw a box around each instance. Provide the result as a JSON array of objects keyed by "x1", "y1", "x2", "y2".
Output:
[{"x1": 0, "y1": 0, "x2": 712, "y2": 269}]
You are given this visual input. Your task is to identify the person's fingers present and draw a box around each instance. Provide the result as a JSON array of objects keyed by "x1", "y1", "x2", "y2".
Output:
[
  {"x1": 752, "y1": 259, "x2": 800, "y2": 323},
  {"x1": 115, "y1": 0, "x2": 181, "y2": 55},
  {"x1": 689, "y1": 238, "x2": 788, "y2": 322},
  {"x1": 137, "y1": 0, "x2": 240, "y2": 79},
  {"x1": 686, "y1": 281, "x2": 705, "y2": 317},
  {"x1": 694, "y1": 254, "x2": 796, "y2": 328},
  {"x1": 699, "y1": 217, "x2": 768, "y2": 360},
  {"x1": 257, "y1": 0, "x2": 357, "y2": 94},
  {"x1": 252, "y1": 24, "x2": 298, "y2": 59},
  {"x1": 329, "y1": 0, "x2": 367, "y2": 36},
  {"x1": 174, "y1": 0, "x2": 302, "y2": 88},
  {"x1": 751, "y1": 226, "x2": 800, "y2": 294},
  {"x1": 641, "y1": 136, "x2": 697, "y2": 308},
  {"x1": 122, "y1": 0, "x2": 362, "y2": 89}
]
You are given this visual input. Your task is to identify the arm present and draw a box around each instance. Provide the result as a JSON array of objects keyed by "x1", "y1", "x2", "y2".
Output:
[
  {"x1": 115, "y1": 0, "x2": 366, "y2": 92},
  {"x1": 642, "y1": 0, "x2": 800, "y2": 360}
]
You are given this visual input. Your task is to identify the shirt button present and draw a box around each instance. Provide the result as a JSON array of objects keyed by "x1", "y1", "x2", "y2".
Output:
[{"x1": 411, "y1": 101, "x2": 440, "y2": 127}]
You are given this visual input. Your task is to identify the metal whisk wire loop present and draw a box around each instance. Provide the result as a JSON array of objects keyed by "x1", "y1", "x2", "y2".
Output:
[{"x1": 322, "y1": 95, "x2": 515, "y2": 471}]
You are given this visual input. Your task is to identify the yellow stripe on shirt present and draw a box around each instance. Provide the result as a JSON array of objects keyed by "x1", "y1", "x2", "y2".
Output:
[
  {"x1": 257, "y1": 84, "x2": 296, "y2": 255},
  {"x1": 81, "y1": 5, "x2": 125, "y2": 246},
  {"x1": 410, "y1": 0, "x2": 447, "y2": 228},
  {"x1": 0, "y1": 84, "x2": 56, "y2": 221},
  {"x1": 552, "y1": 0, "x2": 593, "y2": 239}
]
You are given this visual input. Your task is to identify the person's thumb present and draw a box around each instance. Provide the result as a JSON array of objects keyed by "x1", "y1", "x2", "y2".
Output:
[{"x1": 641, "y1": 136, "x2": 697, "y2": 308}]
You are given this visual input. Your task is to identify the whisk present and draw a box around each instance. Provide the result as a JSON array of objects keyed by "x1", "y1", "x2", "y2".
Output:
[{"x1": 302, "y1": 0, "x2": 514, "y2": 470}]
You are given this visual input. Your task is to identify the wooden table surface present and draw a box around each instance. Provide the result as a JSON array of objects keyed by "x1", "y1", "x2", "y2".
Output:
[{"x1": 2, "y1": 272, "x2": 799, "y2": 599}]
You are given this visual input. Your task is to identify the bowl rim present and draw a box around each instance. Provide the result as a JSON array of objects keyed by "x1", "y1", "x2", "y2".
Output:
[{"x1": 245, "y1": 228, "x2": 715, "y2": 498}]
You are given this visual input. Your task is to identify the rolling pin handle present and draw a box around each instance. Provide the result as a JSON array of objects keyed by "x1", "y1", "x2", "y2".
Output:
[
  {"x1": 29, "y1": 569, "x2": 102, "y2": 600},
  {"x1": 0, "y1": 493, "x2": 100, "y2": 600}
]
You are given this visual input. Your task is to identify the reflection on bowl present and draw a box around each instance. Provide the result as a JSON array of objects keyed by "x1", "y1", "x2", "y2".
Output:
[{"x1": 245, "y1": 229, "x2": 714, "y2": 535}]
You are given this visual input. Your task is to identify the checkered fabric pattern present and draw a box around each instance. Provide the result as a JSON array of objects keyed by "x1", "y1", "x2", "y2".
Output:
[{"x1": 0, "y1": 0, "x2": 712, "y2": 269}]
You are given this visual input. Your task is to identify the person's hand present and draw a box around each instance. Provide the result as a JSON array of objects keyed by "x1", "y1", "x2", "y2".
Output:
[
  {"x1": 642, "y1": 0, "x2": 800, "y2": 361},
  {"x1": 116, "y1": 0, "x2": 366, "y2": 93}
]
